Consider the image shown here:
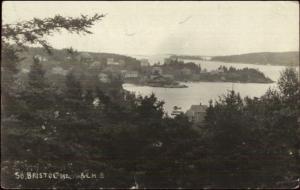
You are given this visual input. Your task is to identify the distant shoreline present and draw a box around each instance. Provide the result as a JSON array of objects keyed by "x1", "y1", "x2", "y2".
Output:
[
  {"x1": 171, "y1": 51, "x2": 299, "y2": 67},
  {"x1": 125, "y1": 79, "x2": 275, "y2": 89}
]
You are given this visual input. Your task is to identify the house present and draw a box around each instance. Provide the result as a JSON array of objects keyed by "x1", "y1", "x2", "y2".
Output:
[
  {"x1": 98, "y1": 73, "x2": 110, "y2": 83},
  {"x1": 140, "y1": 59, "x2": 150, "y2": 67},
  {"x1": 106, "y1": 58, "x2": 122, "y2": 66},
  {"x1": 124, "y1": 71, "x2": 139, "y2": 78},
  {"x1": 121, "y1": 70, "x2": 128, "y2": 75},
  {"x1": 152, "y1": 66, "x2": 163, "y2": 75},
  {"x1": 186, "y1": 104, "x2": 208, "y2": 123},
  {"x1": 107, "y1": 58, "x2": 115, "y2": 65}
]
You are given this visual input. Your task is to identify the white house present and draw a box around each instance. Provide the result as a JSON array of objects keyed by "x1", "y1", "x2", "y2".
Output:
[
  {"x1": 107, "y1": 58, "x2": 115, "y2": 65},
  {"x1": 186, "y1": 104, "x2": 208, "y2": 123},
  {"x1": 98, "y1": 73, "x2": 110, "y2": 83},
  {"x1": 124, "y1": 71, "x2": 139, "y2": 78}
]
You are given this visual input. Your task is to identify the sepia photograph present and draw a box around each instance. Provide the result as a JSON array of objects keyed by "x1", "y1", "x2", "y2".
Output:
[{"x1": 1, "y1": 1, "x2": 300, "y2": 189}]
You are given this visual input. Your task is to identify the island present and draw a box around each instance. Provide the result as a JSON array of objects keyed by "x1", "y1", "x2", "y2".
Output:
[{"x1": 124, "y1": 58, "x2": 273, "y2": 87}]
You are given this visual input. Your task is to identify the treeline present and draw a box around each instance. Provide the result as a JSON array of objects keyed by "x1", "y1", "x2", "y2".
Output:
[
  {"x1": 211, "y1": 51, "x2": 299, "y2": 66},
  {"x1": 161, "y1": 59, "x2": 272, "y2": 83},
  {"x1": 197, "y1": 65, "x2": 273, "y2": 83},
  {"x1": 162, "y1": 58, "x2": 201, "y2": 73},
  {"x1": 17, "y1": 47, "x2": 141, "y2": 70}
]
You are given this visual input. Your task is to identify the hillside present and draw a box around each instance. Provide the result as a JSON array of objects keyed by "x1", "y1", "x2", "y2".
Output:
[
  {"x1": 17, "y1": 47, "x2": 141, "y2": 69},
  {"x1": 211, "y1": 51, "x2": 299, "y2": 66}
]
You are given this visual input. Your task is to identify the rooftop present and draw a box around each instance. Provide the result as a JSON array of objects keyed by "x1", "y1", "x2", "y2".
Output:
[{"x1": 188, "y1": 104, "x2": 208, "y2": 112}]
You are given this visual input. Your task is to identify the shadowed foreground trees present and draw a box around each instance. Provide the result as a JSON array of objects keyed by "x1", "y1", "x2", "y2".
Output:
[
  {"x1": 2, "y1": 62, "x2": 299, "y2": 189},
  {"x1": 204, "y1": 68, "x2": 299, "y2": 188}
]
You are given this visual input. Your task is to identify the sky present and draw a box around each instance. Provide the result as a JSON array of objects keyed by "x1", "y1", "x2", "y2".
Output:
[{"x1": 2, "y1": 1, "x2": 299, "y2": 56}]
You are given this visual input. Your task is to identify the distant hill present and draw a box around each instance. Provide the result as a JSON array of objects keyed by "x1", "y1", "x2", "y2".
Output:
[
  {"x1": 211, "y1": 52, "x2": 299, "y2": 66},
  {"x1": 170, "y1": 55, "x2": 204, "y2": 61}
]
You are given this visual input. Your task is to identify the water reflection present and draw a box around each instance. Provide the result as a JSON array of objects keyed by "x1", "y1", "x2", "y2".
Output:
[
  {"x1": 123, "y1": 82, "x2": 277, "y2": 114},
  {"x1": 124, "y1": 58, "x2": 297, "y2": 114}
]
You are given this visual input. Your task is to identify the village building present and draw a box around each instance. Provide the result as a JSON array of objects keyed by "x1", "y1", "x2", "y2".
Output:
[
  {"x1": 107, "y1": 58, "x2": 123, "y2": 66},
  {"x1": 98, "y1": 73, "x2": 110, "y2": 83},
  {"x1": 107, "y1": 58, "x2": 115, "y2": 65},
  {"x1": 124, "y1": 71, "x2": 139, "y2": 78},
  {"x1": 185, "y1": 104, "x2": 208, "y2": 123},
  {"x1": 120, "y1": 70, "x2": 128, "y2": 75}
]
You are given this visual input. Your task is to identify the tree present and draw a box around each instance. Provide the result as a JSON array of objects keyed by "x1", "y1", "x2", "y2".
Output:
[
  {"x1": 203, "y1": 69, "x2": 300, "y2": 188},
  {"x1": 1, "y1": 13, "x2": 104, "y2": 116},
  {"x1": 2, "y1": 14, "x2": 104, "y2": 52},
  {"x1": 1, "y1": 14, "x2": 105, "y2": 189}
]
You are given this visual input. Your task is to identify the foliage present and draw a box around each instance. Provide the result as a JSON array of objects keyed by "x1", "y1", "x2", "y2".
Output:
[
  {"x1": 2, "y1": 14, "x2": 104, "y2": 53},
  {"x1": 2, "y1": 13, "x2": 300, "y2": 189},
  {"x1": 203, "y1": 68, "x2": 300, "y2": 188}
]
